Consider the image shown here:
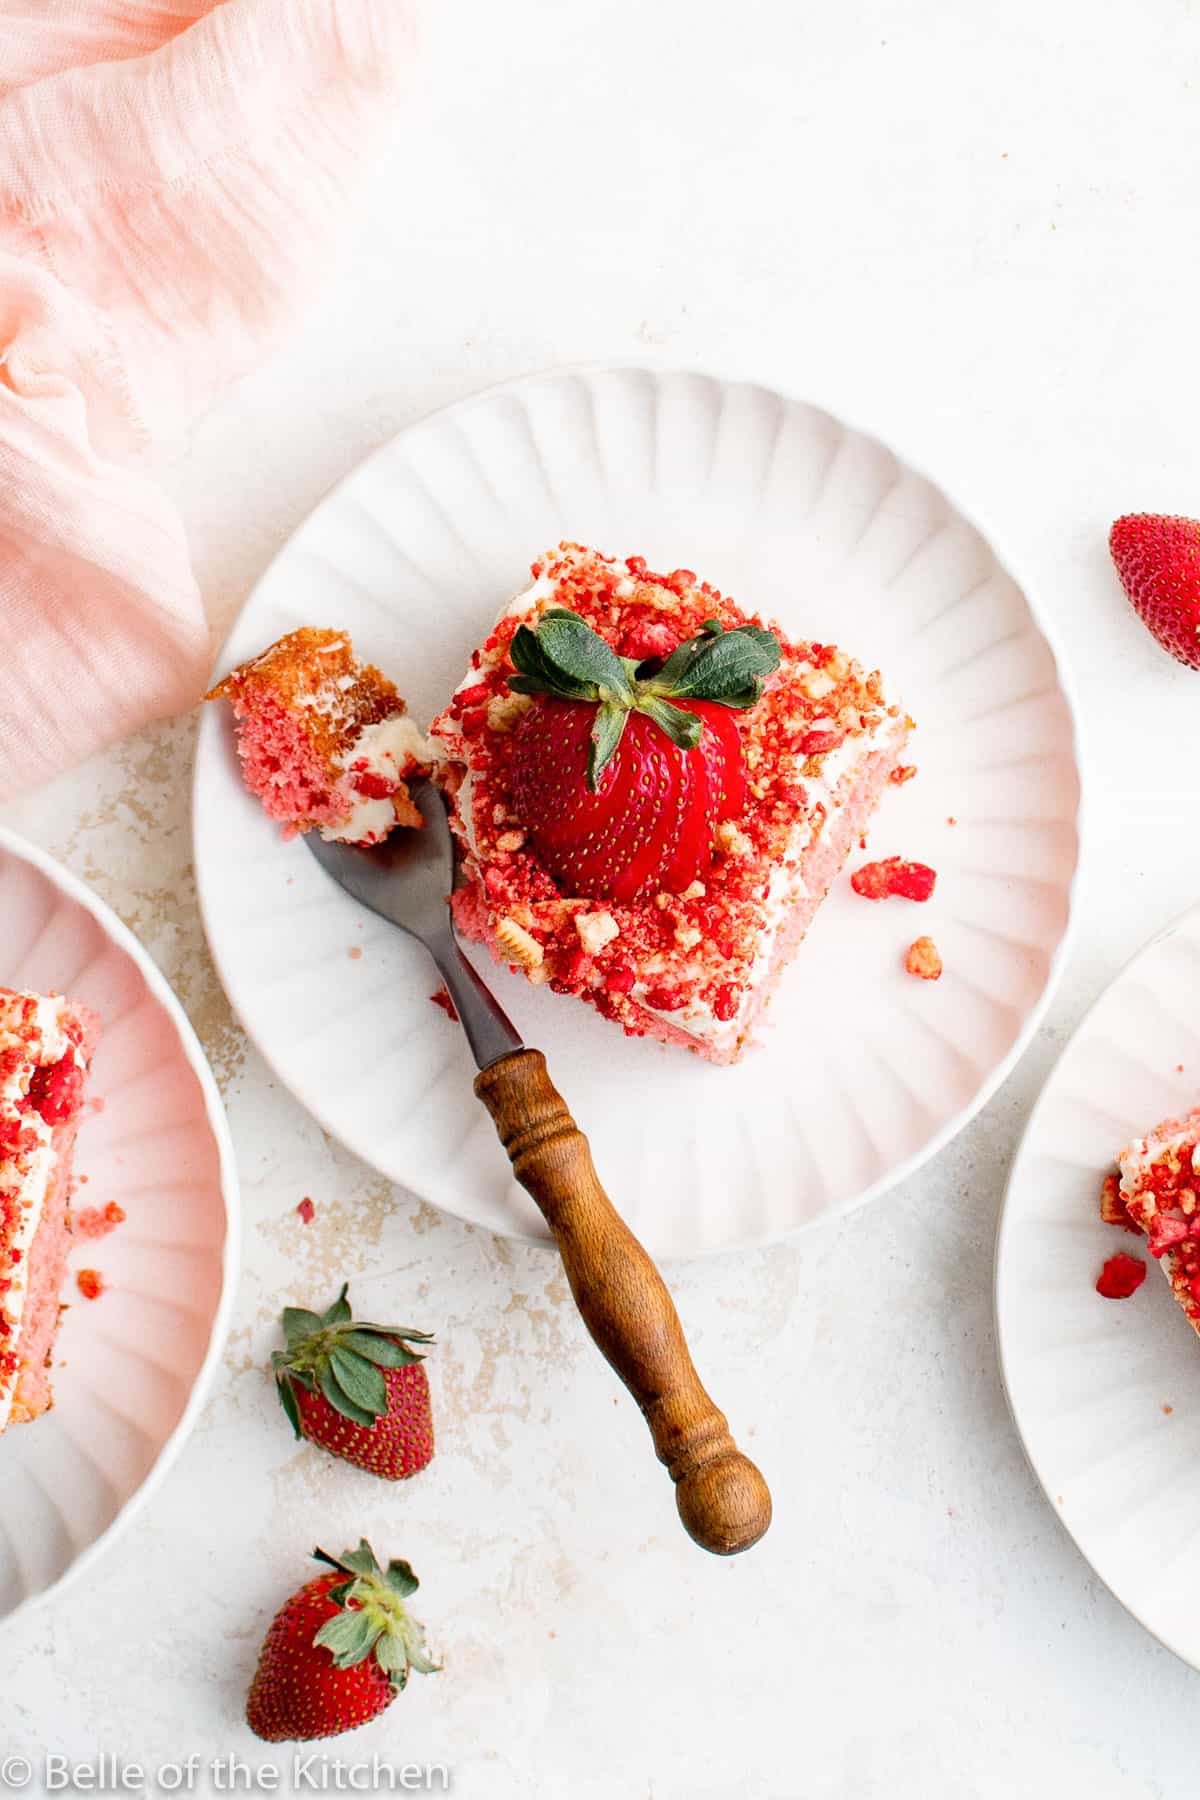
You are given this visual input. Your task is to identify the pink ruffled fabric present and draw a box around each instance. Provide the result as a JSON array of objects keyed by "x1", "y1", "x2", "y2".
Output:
[{"x1": 0, "y1": 0, "x2": 412, "y2": 799}]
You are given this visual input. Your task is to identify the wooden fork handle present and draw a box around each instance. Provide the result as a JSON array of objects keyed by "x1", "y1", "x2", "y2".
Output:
[{"x1": 474, "y1": 1048, "x2": 772, "y2": 1556}]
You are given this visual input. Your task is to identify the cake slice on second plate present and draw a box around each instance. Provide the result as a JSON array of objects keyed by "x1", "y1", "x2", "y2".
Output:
[
  {"x1": 208, "y1": 628, "x2": 430, "y2": 846},
  {"x1": 430, "y1": 542, "x2": 911, "y2": 1064},
  {"x1": 0, "y1": 987, "x2": 100, "y2": 1434},
  {"x1": 1117, "y1": 1107, "x2": 1200, "y2": 1333}
]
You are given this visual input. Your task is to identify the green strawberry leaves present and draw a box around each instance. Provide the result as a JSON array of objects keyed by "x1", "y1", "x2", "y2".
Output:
[
  {"x1": 510, "y1": 607, "x2": 633, "y2": 702},
  {"x1": 273, "y1": 1285, "x2": 435, "y2": 1436},
  {"x1": 309, "y1": 1543, "x2": 441, "y2": 1690},
  {"x1": 385, "y1": 1559, "x2": 420, "y2": 1599},
  {"x1": 507, "y1": 607, "x2": 781, "y2": 787},
  {"x1": 587, "y1": 700, "x2": 629, "y2": 789},
  {"x1": 635, "y1": 695, "x2": 704, "y2": 752},
  {"x1": 641, "y1": 621, "x2": 780, "y2": 708},
  {"x1": 330, "y1": 1347, "x2": 388, "y2": 1418},
  {"x1": 314, "y1": 1607, "x2": 381, "y2": 1669},
  {"x1": 338, "y1": 1330, "x2": 423, "y2": 1369}
]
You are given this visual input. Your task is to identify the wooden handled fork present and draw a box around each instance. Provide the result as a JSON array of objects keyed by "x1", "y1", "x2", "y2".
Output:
[{"x1": 306, "y1": 783, "x2": 772, "y2": 1556}]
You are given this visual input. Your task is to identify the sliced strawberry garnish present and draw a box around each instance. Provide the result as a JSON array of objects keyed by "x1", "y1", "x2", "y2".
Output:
[{"x1": 506, "y1": 608, "x2": 778, "y2": 904}]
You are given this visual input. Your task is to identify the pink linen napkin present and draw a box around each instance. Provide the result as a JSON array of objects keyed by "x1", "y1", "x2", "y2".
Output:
[{"x1": 0, "y1": 0, "x2": 412, "y2": 801}]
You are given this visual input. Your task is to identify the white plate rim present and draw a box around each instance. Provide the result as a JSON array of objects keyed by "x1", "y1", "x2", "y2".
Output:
[
  {"x1": 993, "y1": 901, "x2": 1200, "y2": 1669},
  {"x1": 193, "y1": 357, "x2": 1087, "y2": 1256},
  {"x1": 0, "y1": 826, "x2": 241, "y2": 1623}
]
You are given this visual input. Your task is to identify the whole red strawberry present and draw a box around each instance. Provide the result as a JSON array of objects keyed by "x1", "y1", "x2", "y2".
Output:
[
  {"x1": 507, "y1": 608, "x2": 780, "y2": 903},
  {"x1": 247, "y1": 1541, "x2": 438, "y2": 1743},
  {"x1": 273, "y1": 1285, "x2": 434, "y2": 1480},
  {"x1": 1110, "y1": 514, "x2": 1200, "y2": 669}
]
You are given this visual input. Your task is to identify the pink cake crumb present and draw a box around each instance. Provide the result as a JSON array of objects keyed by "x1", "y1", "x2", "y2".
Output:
[
  {"x1": 207, "y1": 628, "x2": 428, "y2": 845},
  {"x1": 76, "y1": 1268, "x2": 105, "y2": 1301},
  {"x1": 348, "y1": 946, "x2": 363, "y2": 961},
  {"x1": 430, "y1": 987, "x2": 459, "y2": 1022},
  {"x1": 297, "y1": 1197, "x2": 315, "y2": 1225}
]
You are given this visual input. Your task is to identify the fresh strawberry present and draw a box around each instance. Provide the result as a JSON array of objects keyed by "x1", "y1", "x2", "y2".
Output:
[
  {"x1": 246, "y1": 1541, "x2": 438, "y2": 1743},
  {"x1": 1109, "y1": 513, "x2": 1200, "y2": 669},
  {"x1": 506, "y1": 608, "x2": 780, "y2": 903},
  {"x1": 273, "y1": 1285, "x2": 434, "y2": 1481}
]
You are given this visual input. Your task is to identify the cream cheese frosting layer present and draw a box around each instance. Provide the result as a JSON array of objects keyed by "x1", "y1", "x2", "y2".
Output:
[{"x1": 326, "y1": 713, "x2": 431, "y2": 845}]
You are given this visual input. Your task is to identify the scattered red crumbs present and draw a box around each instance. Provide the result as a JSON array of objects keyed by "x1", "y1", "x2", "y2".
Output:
[
  {"x1": 1177, "y1": 1064, "x2": 1185, "y2": 1074},
  {"x1": 347, "y1": 946, "x2": 363, "y2": 961},
  {"x1": 905, "y1": 936, "x2": 943, "y2": 981},
  {"x1": 76, "y1": 1268, "x2": 106, "y2": 1301},
  {"x1": 1096, "y1": 1253, "x2": 1146, "y2": 1300},
  {"x1": 798, "y1": 728, "x2": 847, "y2": 756},
  {"x1": 1164, "y1": 1404, "x2": 1174, "y2": 1416},
  {"x1": 851, "y1": 857, "x2": 937, "y2": 902},
  {"x1": 296, "y1": 1197, "x2": 315, "y2": 1225},
  {"x1": 74, "y1": 1200, "x2": 126, "y2": 1241},
  {"x1": 89, "y1": 1095, "x2": 106, "y2": 1114},
  {"x1": 430, "y1": 987, "x2": 459, "y2": 1022},
  {"x1": 889, "y1": 764, "x2": 917, "y2": 786},
  {"x1": 946, "y1": 816, "x2": 957, "y2": 827}
]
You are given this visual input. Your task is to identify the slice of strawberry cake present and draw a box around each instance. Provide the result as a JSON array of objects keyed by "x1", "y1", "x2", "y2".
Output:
[
  {"x1": 0, "y1": 988, "x2": 100, "y2": 1434},
  {"x1": 429, "y1": 543, "x2": 911, "y2": 1064},
  {"x1": 208, "y1": 628, "x2": 430, "y2": 846},
  {"x1": 1114, "y1": 1106, "x2": 1200, "y2": 1333}
]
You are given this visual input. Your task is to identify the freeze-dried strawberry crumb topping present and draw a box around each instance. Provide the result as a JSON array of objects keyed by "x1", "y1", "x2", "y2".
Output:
[
  {"x1": 1096, "y1": 1254, "x2": 1146, "y2": 1299},
  {"x1": 431, "y1": 543, "x2": 907, "y2": 1044},
  {"x1": 28, "y1": 1056, "x2": 85, "y2": 1125},
  {"x1": 851, "y1": 858, "x2": 937, "y2": 902}
]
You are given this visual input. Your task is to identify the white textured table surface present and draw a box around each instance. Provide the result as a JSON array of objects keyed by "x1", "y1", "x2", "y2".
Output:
[{"x1": 4, "y1": 3, "x2": 1200, "y2": 1795}]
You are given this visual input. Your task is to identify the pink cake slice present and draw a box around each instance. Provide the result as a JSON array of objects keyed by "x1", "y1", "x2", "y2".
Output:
[
  {"x1": 207, "y1": 627, "x2": 430, "y2": 846},
  {"x1": 1116, "y1": 1105, "x2": 1200, "y2": 1333},
  {"x1": 0, "y1": 988, "x2": 100, "y2": 1433},
  {"x1": 429, "y1": 543, "x2": 911, "y2": 1064}
]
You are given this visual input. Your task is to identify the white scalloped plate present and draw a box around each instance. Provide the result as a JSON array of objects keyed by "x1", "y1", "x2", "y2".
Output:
[
  {"x1": 997, "y1": 905, "x2": 1200, "y2": 1668},
  {"x1": 194, "y1": 364, "x2": 1081, "y2": 1256},
  {"x1": 0, "y1": 831, "x2": 238, "y2": 1622}
]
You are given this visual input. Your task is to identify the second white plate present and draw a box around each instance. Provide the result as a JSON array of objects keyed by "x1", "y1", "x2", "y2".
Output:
[
  {"x1": 997, "y1": 904, "x2": 1200, "y2": 1668},
  {"x1": 193, "y1": 364, "x2": 1081, "y2": 1256}
]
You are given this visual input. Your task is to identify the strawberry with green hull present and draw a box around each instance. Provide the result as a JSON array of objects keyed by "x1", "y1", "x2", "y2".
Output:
[
  {"x1": 273, "y1": 1286, "x2": 434, "y2": 1480},
  {"x1": 508, "y1": 608, "x2": 780, "y2": 904},
  {"x1": 247, "y1": 1541, "x2": 438, "y2": 1743}
]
